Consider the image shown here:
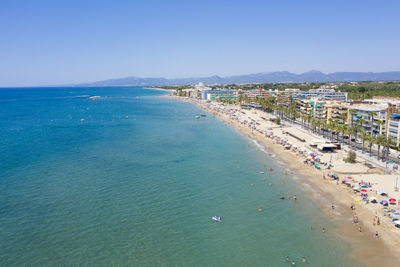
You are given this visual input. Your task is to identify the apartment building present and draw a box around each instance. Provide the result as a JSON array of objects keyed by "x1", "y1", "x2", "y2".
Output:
[{"x1": 245, "y1": 88, "x2": 266, "y2": 100}]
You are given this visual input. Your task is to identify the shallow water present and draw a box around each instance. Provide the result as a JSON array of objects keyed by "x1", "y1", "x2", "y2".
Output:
[{"x1": 0, "y1": 87, "x2": 361, "y2": 266}]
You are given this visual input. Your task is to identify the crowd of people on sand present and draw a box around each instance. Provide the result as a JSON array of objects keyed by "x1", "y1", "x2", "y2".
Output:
[
  {"x1": 181, "y1": 99, "x2": 400, "y2": 262},
  {"x1": 194, "y1": 100, "x2": 400, "y2": 236}
]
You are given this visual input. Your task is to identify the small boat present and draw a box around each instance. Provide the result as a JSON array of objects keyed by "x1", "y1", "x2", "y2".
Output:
[
  {"x1": 201, "y1": 114, "x2": 207, "y2": 117},
  {"x1": 259, "y1": 171, "x2": 264, "y2": 174},
  {"x1": 212, "y1": 216, "x2": 222, "y2": 222},
  {"x1": 280, "y1": 196, "x2": 285, "y2": 200},
  {"x1": 195, "y1": 116, "x2": 200, "y2": 119}
]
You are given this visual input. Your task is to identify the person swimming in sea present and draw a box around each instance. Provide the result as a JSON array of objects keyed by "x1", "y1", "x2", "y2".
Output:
[
  {"x1": 291, "y1": 260, "x2": 296, "y2": 266},
  {"x1": 285, "y1": 256, "x2": 290, "y2": 262},
  {"x1": 302, "y1": 257, "x2": 306, "y2": 263},
  {"x1": 293, "y1": 195, "x2": 297, "y2": 200}
]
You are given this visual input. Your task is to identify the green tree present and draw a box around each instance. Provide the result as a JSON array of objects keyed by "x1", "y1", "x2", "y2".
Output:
[
  {"x1": 360, "y1": 131, "x2": 368, "y2": 153},
  {"x1": 375, "y1": 134, "x2": 385, "y2": 160},
  {"x1": 349, "y1": 109, "x2": 357, "y2": 127},
  {"x1": 344, "y1": 151, "x2": 357, "y2": 163},
  {"x1": 368, "y1": 111, "x2": 377, "y2": 136},
  {"x1": 367, "y1": 134, "x2": 375, "y2": 156},
  {"x1": 376, "y1": 120, "x2": 385, "y2": 136}
]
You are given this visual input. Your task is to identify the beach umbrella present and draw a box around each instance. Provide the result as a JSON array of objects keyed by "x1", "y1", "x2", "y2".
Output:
[
  {"x1": 389, "y1": 198, "x2": 397, "y2": 203},
  {"x1": 361, "y1": 189, "x2": 367, "y2": 192},
  {"x1": 392, "y1": 220, "x2": 400, "y2": 225},
  {"x1": 390, "y1": 214, "x2": 400, "y2": 218},
  {"x1": 355, "y1": 199, "x2": 361, "y2": 202},
  {"x1": 380, "y1": 200, "x2": 388, "y2": 205}
]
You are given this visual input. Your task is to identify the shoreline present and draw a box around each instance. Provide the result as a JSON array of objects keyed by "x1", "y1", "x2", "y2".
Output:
[
  {"x1": 144, "y1": 87, "x2": 174, "y2": 93},
  {"x1": 163, "y1": 95, "x2": 400, "y2": 266}
]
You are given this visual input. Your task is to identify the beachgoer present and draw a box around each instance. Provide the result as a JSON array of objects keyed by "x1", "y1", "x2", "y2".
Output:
[
  {"x1": 293, "y1": 195, "x2": 297, "y2": 200},
  {"x1": 331, "y1": 203, "x2": 335, "y2": 210},
  {"x1": 322, "y1": 227, "x2": 326, "y2": 233},
  {"x1": 377, "y1": 217, "x2": 380, "y2": 225},
  {"x1": 291, "y1": 260, "x2": 296, "y2": 266},
  {"x1": 302, "y1": 257, "x2": 306, "y2": 263},
  {"x1": 285, "y1": 256, "x2": 290, "y2": 262},
  {"x1": 375, "y1": 231, "x2": 379, "y2": 238},
  {"x1": 359, "y1": 226, "x2": 362, "y2": 232}
]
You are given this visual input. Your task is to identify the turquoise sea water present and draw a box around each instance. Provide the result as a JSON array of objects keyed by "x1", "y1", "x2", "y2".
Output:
[{"x1": 0, "y1": 87, "x2": 361, "y2": 266}]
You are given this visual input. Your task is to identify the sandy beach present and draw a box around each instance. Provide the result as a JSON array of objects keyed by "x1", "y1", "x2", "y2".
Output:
[{"x1": 165, "y1": 95, "x2": 400, "y2": 266}]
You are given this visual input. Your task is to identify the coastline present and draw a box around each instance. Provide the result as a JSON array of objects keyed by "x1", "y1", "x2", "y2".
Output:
[
  {"x1": 144, "y1": 87, "x2": 174, "y2": 93},
  {"x1": 163, "y1": 94, "x2": 400, "y2": 266}
]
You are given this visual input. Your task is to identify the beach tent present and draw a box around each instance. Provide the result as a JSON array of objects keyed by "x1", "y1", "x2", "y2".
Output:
[
  {"x1": 392, "y1": 220, "x2": 400, "y2": 225},
  {"x1": 370, "y1": 197, "x2": 378, "y2": 203},
  {"x1": 390, "y1": 214, "x2": 400, "y2": 218},
  {"x1": 379, "y1": 190, "x2": 388, "y2": 196},
  {"x1": 389, "y1": 198, "x2": 397, "y2": 204},
  {"x1": 380, "y1": 200, "x2": 389, "y2": 206}
]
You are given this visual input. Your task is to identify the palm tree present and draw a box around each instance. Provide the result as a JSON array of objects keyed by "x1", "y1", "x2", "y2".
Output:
[
  {"x1": 358, "y1": 118, "x2": 366, "y2": 136},
  {"x1": 348, "y1": 125, "x2": 360, "y2": 148},
  {"x1": 376, "y1": 120, "x2": 385, "y2": 136},
  {"x1": 360, "y1": 131, "x2": 368, "y2": 153},
  {"x1": 375, "y1": 134, "x2": 385, "y2": 160},
  {"x1": 339, "y1": 112, "x2": 348, "y2": 125},
  {"x1": 384, "y1": 136, "x2": 394, "y2": 164},
  {"x1": 344, "y1": 125, "x2": 352, "y2": 146},
  {"x1": 367, "y1": 134, "x2": 375, "y2": 156},
  {"x1": 238, "y1": 94, "x2": 244, "y2": 104},
  {"x1": 349, "y1": 109, "x2": 357, "y2": 127},
  {"x1": 306, "y1": 115, "x2": 312, "y2": 129},
  {"x1": 336, "y1": 124, "x2": 344, "y2": 142},
  {"x1": 368, "y1": 111, "x2": 377, "y2": 136}
]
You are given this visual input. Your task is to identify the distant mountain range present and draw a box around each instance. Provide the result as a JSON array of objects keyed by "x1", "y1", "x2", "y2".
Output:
[{"x1": 75, "y1": 71, "x2": 400, "y2": 87}]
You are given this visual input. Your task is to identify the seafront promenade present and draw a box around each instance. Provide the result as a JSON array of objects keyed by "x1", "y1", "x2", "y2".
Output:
[{"x1": 168, "y1": 95, "x2": 400, "y2": 265}]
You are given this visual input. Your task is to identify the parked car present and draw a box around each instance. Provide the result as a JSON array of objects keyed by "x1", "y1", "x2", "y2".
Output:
[{"x1": 355, "y1": 139, "x2": 362, "y2": 144}]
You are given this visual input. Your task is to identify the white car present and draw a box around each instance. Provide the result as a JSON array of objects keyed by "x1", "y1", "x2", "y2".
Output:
[{"x1": 355, "y1": 140, "x2": 362, "y2": 144}]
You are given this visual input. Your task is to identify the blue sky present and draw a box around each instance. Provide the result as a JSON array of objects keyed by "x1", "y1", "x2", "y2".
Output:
[{"x1": 1, "y1": 0, "x2": 399, "y2": 86}]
